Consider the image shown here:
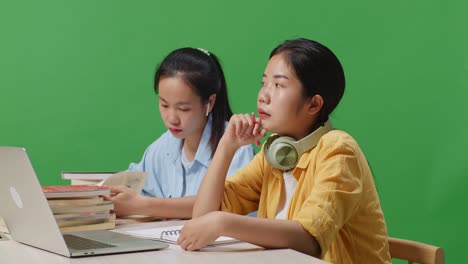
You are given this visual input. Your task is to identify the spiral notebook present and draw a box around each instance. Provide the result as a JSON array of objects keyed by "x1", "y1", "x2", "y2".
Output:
[{"x1": 121, "y1": 225, "x2": 239, "y2": 246}]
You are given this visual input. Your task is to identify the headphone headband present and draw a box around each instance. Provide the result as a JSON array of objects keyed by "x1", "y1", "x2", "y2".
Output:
[{"x1": 293, "y1": 120, "x2": 333, "y2": 154}]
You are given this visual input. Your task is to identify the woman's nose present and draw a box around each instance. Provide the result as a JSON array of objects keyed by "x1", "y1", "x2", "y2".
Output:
[
  {"x1": 167, "y1": 110, "x2": 179, "y2": 125},
  {"x1": 258, "y1": 86, "x2": 270, "y2": 104}
]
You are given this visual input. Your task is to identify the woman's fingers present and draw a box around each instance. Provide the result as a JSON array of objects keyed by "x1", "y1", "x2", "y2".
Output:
[
  {"x1": 235, "y1": 114, "x2": 256, "y2": 138},
  {"x1": 186, "y1": 241, "x2": 199, "y2": 251},
  {"x1": 178, "y1": 237, "x2": 188, "y2": 250},
  {"x1": 104, "y1": 186, "x2": 122, "y2": 200},
  {"x1": 109, "y1": 185, "x2": 128, "y2": 194},
  {"x1": 230, "y1": 113, "x2": 265, "y2": 144},
  {"x1": 178, "y1": 237, "x2": 199, "y2": 251},
  {"x1": 239, "y1": 114, "x2": 252, "y2": 137}
]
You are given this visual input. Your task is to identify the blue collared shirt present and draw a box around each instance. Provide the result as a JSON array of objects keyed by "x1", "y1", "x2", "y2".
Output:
[{"x1": 128, "y1": 117, "x2": 255, "y2": 198}]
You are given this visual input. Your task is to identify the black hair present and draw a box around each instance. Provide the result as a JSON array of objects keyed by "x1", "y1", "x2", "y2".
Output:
[
  {"x1": 154, "y1": 48, "x2": 233, "y2": 155},
  {"x1": 270, "y1": 38, "x2": 345, "y2": 128}
]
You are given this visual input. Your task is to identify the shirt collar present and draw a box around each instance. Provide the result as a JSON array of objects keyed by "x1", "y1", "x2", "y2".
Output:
[
  {"x1": 295, "y1": 148, "x2": 314, "y2": 169},
  {"x1": 267, "y1": 146, "x2": 315, "y2": 181}
]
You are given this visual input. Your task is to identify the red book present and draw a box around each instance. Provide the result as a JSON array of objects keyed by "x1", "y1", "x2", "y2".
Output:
[{"x1": 42, "y1": 185, "x2": 110, "y2": 199}]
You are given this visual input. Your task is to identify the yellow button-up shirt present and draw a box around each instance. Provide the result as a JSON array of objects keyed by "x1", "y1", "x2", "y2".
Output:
[{"x1": 222, "y1": 130, "x2": 391, "y2": 263}]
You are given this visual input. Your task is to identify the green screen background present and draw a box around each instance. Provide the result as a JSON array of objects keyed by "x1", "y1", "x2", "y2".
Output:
[{"x1": 1, "y1": 0, "x2": 466, "y2": 262}]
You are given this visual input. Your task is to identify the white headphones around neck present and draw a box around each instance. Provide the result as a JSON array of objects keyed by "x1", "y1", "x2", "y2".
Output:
[{"x1": 264, "y1": 120, "x2": 333, "y2": 171}]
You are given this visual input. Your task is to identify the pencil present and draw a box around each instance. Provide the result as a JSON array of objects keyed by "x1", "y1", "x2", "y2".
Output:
[{"x1": 252, "y1": 113, "x2": 261, "y2": 147}]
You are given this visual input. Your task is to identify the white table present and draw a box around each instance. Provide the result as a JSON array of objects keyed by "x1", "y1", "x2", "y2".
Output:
[{"x1": 0, "y1": 219, "x2": 329, "y2": 264}]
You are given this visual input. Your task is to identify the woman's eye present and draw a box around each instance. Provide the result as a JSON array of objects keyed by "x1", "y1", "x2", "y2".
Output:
[
  {"x1": 161, "y1": 105, "x2": 168, "y2": 108},
  {"x1": 179, "y1": 108, "x2": 190, "y2": 112},
  {"x1": 275, "y1": 83, "x2": 283, "y2": 88}
]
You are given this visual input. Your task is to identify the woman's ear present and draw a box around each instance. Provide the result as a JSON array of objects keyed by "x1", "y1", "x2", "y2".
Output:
[
  {"x1": 208, "y1": 94, "x2": 216, "y2": 112},
  {"x1": 307, "y1": 94, "x2": 323, "y2": 116},
  {"x1": 207, "y1": 94, "x2": 217, "y2": 114}
]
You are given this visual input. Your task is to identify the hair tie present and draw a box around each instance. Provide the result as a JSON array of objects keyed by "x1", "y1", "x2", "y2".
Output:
[{"x1": 197, "y1": 48, "x2": 210, "y2": 56}]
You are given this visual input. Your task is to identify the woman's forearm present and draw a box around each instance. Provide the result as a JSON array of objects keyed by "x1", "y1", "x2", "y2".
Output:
[
  {"x1": 220, "y1": 212, "x2": 321, "y2": 257},
  {"x1": 193, "y1": 138, "x2": 238, "y2": 217},
  {"x1": 139, "y1": 195, "x2": 196, "y2": 219}
]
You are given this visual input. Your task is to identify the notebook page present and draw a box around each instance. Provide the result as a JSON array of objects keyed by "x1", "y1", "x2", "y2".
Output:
[{"x1": 123, "y1": 225, "x2": 238, "y2": 245}]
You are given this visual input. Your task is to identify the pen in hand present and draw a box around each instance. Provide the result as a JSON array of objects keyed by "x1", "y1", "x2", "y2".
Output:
[{"x1": 251, "y1": 113, "x2": 261, "y2": 147}]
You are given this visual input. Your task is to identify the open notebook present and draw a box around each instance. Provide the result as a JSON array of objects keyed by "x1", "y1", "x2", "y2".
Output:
[{"x1": 118, "y1": 225, "x2": 239, "y2": 246}]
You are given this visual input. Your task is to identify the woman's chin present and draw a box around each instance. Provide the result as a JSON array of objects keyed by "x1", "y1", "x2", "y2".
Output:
[{"x1": 261, "y1": 122, "x2": 273, "y2": 132}]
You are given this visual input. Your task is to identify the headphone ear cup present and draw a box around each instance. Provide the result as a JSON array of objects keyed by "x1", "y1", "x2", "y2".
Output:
[
  {"x1": 264, "y1": 134, "x2": 279, "y2": 166},
  {"x1": 264, "y1": 121, "x2": 333, "y2": 170},
  {"x1": 265, "y1": 136, "x2": 298, "y2": 170}
]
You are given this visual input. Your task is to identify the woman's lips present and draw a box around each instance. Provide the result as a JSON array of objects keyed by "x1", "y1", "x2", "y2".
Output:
[
  {"x1": 169, "y1": 128, "x2": 182, "y2": 134},
  {"x1": 258, "y1": 111, "x2": 270, "y2": 120}
]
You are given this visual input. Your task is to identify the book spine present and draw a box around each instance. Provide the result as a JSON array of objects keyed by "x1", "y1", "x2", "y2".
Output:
[
  {"x1": 50, "y1": 203, "x2": 114, "y2": 214},
  {"x1": 59, "y1": 221, "x2": 116, "y2": 233}
]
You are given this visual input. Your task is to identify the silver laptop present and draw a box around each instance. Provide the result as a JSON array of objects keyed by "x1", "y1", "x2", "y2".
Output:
[{"x1": 0, "y1": 146, "x2": 168, "y2": 257}]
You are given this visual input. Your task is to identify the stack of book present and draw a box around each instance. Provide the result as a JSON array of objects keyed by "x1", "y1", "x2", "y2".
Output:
[{"x1": 42, "y1": 185, "x2": 115, "y2": 233}]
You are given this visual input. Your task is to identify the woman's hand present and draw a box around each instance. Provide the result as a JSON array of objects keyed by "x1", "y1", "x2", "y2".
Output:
[
  {"x1": 103, "y1": 186, "x2": 146, "y2": 216},
  {"x1": 177, "y1": 211, "x2": 225, "y2": 251},
  {"x1": 222, "y1": 113, "x2": 267, "y2": 149}
]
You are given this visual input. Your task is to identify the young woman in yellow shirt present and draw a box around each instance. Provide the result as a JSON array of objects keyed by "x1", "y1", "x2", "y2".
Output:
[{"x1": 177, "y1": 38, "x2": 391, "y2": 263}]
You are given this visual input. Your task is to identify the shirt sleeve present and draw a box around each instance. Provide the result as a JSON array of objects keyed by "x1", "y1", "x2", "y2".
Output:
[
  {"x1": 126, "y1": 139, "x2": 161, "y2": 196},
  {"x1": 221, "y1": 148, "x2": 265, "y2": 215},
  {"x1": 227, "y1": 144, "x2": 255, "y2": 177},
  {"x1": 127, "y1": 143, "x2": 153, "y2": 172},
  {"x1": 293, "y1": 138, "x2": 363, "y2": 257}
]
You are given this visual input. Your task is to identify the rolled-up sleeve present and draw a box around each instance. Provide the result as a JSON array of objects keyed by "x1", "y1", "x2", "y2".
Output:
[
  {"x1": 222, "y1": 150, "x2": 265, "y2": 215},
  {"x1": 293, "y1": 141, "x2": 362, "y2": 257}
]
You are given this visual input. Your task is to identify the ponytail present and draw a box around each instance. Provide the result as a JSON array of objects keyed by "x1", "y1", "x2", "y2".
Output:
[{"x1": 206, "y1": 53, "x2": 233, "y2": 153}]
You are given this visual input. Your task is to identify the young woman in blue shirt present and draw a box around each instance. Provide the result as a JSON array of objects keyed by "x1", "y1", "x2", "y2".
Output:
[{"x1": 105, "y1": 48, "x2": 254, "y2": 218}]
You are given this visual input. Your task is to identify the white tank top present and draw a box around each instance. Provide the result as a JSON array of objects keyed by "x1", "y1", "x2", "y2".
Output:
[{"x1": 275, "y1": 170, "x2": 298, "y2": 220}]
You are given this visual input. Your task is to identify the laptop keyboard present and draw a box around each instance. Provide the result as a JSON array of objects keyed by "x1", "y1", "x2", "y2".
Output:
[{"x1": 63, "y1": 234, "x2": 116, "y2": 251}]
